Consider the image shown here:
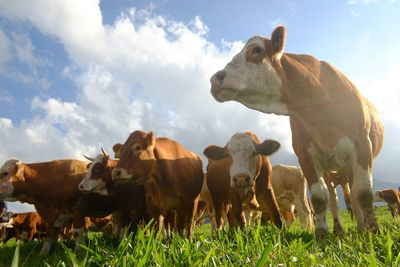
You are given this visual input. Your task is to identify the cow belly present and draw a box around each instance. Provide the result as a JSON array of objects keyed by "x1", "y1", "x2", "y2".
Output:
[{"x1": 307, "y1": 137, "x2": 354, "y2": 173}]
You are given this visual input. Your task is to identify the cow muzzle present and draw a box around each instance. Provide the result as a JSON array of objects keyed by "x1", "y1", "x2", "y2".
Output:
[
  {"x1": 112, "y1": 168, "x2": 131, "y2": 183},
  {"x1": 77, "y1": 183, "x2": 90, "y2": 193},
  {"x1": 210, "y1": 70, "x2": 226, "y2": 101},
  {"x1": 232, "y1": 174, "x2": 252, "y2": 188}
]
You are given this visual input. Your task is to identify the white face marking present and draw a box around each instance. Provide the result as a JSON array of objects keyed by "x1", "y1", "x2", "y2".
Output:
[
  {"x1": 227, "y1": 133, "x2": 258, "y2": 188},
  {"x1": 79, "y1": 154, "x2": 108, "y2": 194},
  {"x1": 212, "y1": 36, "x2": 288, "y2": 115},
  {"x1": 0, "y1": 159, "x2": 20, "y2": 198}
]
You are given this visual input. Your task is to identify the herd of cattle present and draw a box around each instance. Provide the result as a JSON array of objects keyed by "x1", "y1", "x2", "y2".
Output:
[{"x1": 0, "y1": 25, "x2": 398, "y2": 255}]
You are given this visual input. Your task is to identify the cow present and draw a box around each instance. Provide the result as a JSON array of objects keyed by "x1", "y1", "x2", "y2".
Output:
[
  {"x1": 209, "y1": 26, "x2": 384, "y2": 237},
  {"x1": 374, "y1": 189, "x2": 400, "y2": 217},
  {"x1": 0, "y1": 158, "x2": 117, "y2": 254},
  {"x1": 1, "y1": 212, "x2": 47, "y2": 242},
  {"x1": 111, "y1": 130, "x2": 204, "y2": 237},
  {"x1": 78, "y1": 150, "x2": 147, "y2": 236},
  {"x1": 203, "y1": 131, "x2": 282, "y2": 230},
  {"x1": 271, "y1": 164, "x2": 313, "y2": 229}
]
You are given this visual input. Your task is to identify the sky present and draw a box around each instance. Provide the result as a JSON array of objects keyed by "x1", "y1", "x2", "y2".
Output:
[{"x1": 0, "y1": 0, "x2": 399, "y2": 212}]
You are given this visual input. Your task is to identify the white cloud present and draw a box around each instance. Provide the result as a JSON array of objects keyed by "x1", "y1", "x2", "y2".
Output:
[{"x1": 0, "y1": 1, "x2": 294, "y2": 169}]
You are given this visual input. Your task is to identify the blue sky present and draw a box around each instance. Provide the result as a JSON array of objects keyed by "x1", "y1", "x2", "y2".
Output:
[{"x1": 0, "y1": 0, "x2": 399, "y2": 212}]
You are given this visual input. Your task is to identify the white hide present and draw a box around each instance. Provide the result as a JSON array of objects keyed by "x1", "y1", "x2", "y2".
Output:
[
  {"x1": 79, "y1": 154, "x2": 108, "y2": 195},
  {"x1": 226, "y1": 133, "x2": 258, "y2": 187},
  {"x1": 212, "y1": 36, "x2": 288, "y2": 115},
  {"x1": 0, "y1": 159, "x2": 21, "y2": 200}
]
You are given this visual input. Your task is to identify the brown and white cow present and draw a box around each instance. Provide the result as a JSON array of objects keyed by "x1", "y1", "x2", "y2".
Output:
[
  {"x1": 0, "y1": 158, "x2": 117, "y2": 254},
  {"x1": 111, "y1": 130, "x2": 204, "y2": 237},
  {"x1": 78, "y1": 150, "x2": 147, "y2": 236},
  {"x1": 6, "y1": 211, "x2": 47, "y2": 241},
  {"x1": 374, "y1": 189, "x2": 400, "y2": 217},
  {"x1": 210, "y1": 26, "x2": 384, "y2": 236},
  {"x1": 271, "y1": 164, "x2": 313, "y2": 229},
  {"x1": 203, "y1": 131, "x2": 282, "y2": 229}
]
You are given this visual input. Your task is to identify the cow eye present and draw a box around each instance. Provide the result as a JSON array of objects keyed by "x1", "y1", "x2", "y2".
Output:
[
  {"x1": 252, "y1": 47, "x2": 262, "y2": 54},
  {"x1": 134, "y1": 145, "x2": 142, "y2": 151},
  {"x1": 1, "y1": 172, "x2": 8, "y2": 177}
]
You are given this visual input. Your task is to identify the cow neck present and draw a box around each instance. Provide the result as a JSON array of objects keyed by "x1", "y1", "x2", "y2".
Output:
[
  {"x1": 12, "y1": 163, "x2": 41, "y2": 198},
  {"x1": 14, "y1": 162, "x2": 79, "y2": 202},
  {"x1": 278, "y1": 54, "x2": 365, "y2": 151},
  {"x1": 149, "y1": 147, "x2": 163, "y2": 188},
  {"x1": 254, "y1": 154, "x2": 262, "y2": 181},
  {"x1": 105, "y1": 159, "x2": 118, "y2": 192}
]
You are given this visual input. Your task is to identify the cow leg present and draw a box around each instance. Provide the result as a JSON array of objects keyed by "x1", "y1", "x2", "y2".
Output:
[
  {"x1": 326, "y1": 181, "x2": 344, "y2": 235},
  {"x1": 277, "y1": 198, "x2": 294, "y2": 227},
  {"x1": 72, "y1": 215, "x2": 87, "y2": 252},
  {"x1": 243, "y1": 209, "x2": 252, "y2": 226},
  {"x1": 293, "y1": 196, "x2": 312, "y2": 229},
  {"x1": 212, "y1": 197, "x2": 226, "y2": 230},
  {"x1": 343, "y1": 183, "x2": 353, "y2": 220},
  {"x1": 389, "y1": 205, "x2": 396, "y2": 217},
  {"x1": 40, "y1": 226, "x2": 58, "y2": 255},
  {"x1": 299, "y1": 152, "x2": 329, "y2": 237},
  {"x1": 185, "y1": 197, "x2": 199, "y2": 237},
  {"x1": 230, "y1": 191, "x2": 245, "y2": 228},
  {"x1": 280, "y1": 208, "x2": 295, "y2": 227},
  {"x1": 351, "y1": 161, "x2": 377, "y2": 232},
  {"x1": 27, "y1": 227, "x2": 36, "y2": 241},
  {"x1": 73, "y1": 227, "x2": 85, "y2": 251},
  {"x1": 256, "y1": 186, "x2": 283, "y2": 228}
]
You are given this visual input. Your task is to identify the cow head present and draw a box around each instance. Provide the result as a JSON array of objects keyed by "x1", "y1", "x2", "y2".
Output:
[
  {"x1": 78, "y1": 151, "x2": 109, "y2": 195},
  {"x1": 0, "y1": 159, "x2": 21, "y2": 200},
  {"x1": 210, "y1": 26, "x2": 288, "y2": 115},
  {"x1": 373, "y1": 191, "x2": 384, "y2": 202},
  {"x1": 204, "y1": 131, "x2": 280, "y2": 188},
  {"x1": 112, "y1": 130, "x2": 157, "y2": 184}
]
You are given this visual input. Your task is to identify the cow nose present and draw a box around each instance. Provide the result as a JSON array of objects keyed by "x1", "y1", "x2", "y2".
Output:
[
  {"x1": 233, "y1": 174, "x2": 252, "y2": 188},
  {"x1": 211, "y1": 70, "x2": 226, "y2": 86},
  {"x1": 215, "y1": 70, "x2": 226, "y2": 83},
  {"x1": 78, "y1": 183, "x2": 84, "y2": 191}
]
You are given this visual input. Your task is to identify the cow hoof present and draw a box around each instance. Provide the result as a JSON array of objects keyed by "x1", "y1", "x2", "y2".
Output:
[
  {"x1": 315, "y1": 227, "x2": 328, "y2": 239},
  {"x1": 365, "y1": 214, "x2": 379, "y2": 233},
  {"x1": 333, "y1": 225, "x2": 345, "y2": 236}
]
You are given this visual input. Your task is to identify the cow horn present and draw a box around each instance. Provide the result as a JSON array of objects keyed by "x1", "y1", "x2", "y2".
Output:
[
  {"x1": 83, "y1": 155, "x2": 95, "y2": 161},
  {"x1": 101, "y1": 148, "x2": 108, "y2": 157}
]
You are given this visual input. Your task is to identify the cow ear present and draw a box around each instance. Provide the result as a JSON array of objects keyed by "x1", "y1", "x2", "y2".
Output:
[
  {"x1": 203, "y1": 145, "x2": 228, "y2": 160},
  {"x1": 112, "y1": 143, "x2": 122, "y2": 159},
  {"x1": 271, "y1": 26, "x2": 286, "y2": 61},
  {"x1": 255, "y1": 139, "x2": 280, "y2": 156},
  {"x1": 147, "y1": 130, "x2": 156, "y2": 148}
]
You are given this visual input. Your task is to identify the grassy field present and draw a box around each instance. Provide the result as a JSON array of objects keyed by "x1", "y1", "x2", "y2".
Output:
[{"x1": 1, "y1": 206, "x2": 400, "y2": 266}]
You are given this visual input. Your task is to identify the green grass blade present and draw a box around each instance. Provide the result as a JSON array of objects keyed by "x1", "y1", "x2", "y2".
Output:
[
  {"x1": 11, "y1": 242, "x2": 19, "y2": 267},
  {"x1": 255, "y1": 243, "x2": 272, "y2": 267}
]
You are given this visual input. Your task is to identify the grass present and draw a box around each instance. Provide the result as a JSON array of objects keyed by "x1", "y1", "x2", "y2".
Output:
[{"x1": 1, "y1": 206, "x2": 400, "y2": 266}]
